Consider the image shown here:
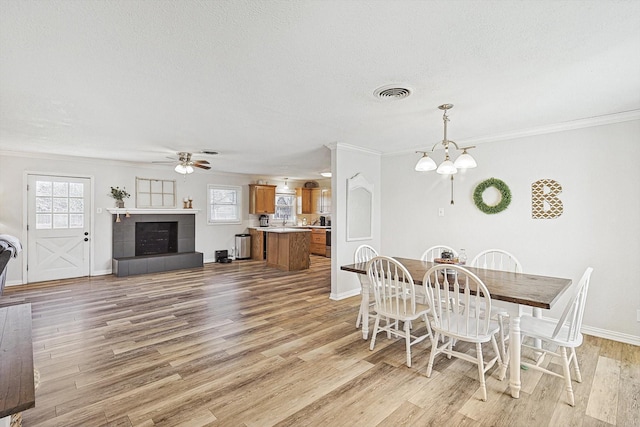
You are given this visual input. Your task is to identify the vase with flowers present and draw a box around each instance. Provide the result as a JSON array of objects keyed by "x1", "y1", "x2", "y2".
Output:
[{"x1": 109, "y1": 186, "x2": 130, "y2": 208}]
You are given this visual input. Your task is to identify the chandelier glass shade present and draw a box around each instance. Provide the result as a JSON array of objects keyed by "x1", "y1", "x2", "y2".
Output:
[
  {"x1": 175, "y1": 164, "x2": 194, "y2": 174},
  {"x1": 415, "y1": 104, "x2": 477, "y2": 175}
]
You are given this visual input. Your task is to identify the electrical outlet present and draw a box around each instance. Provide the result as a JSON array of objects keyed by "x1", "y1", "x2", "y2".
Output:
[
  {"x1": 438, "y1": 208, "x2": 445, "y2": 217},
  {"x1": 96, "y1": 207, "x2": 102, "y2": 214}
]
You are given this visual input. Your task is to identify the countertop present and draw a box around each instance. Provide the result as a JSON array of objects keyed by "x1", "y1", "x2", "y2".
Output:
[
  {"x1": 250, "y1": 226, "x2": 331, "y2": 231},
  {"x1": 262, "y1": 227, "x2": 311, "y2": 233}
]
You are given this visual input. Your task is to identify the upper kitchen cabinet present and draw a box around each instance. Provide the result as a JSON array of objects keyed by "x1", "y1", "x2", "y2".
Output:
[
  {"x1": 249, "y1": 184, "x2": 277, "y2": 214},
  {"x1": 297, "y1": 187, "x2": 331, "y2": 214},
  {"x1": 296, "y1": 188, "x2": 313, "y2": 214},
  {"x1": 318, "y1": 188, "x2": 331, "y2": 214}
]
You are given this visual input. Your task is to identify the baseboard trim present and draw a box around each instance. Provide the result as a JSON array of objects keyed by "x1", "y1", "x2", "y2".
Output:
[
  {"x1": 330, "y1": 288, "x2": 361, "y2": 301},
  {"x1": 581, "y1": 325, "x2": 639, "y2": 346}
]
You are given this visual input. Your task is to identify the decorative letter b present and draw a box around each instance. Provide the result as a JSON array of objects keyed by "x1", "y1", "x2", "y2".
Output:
[{"x1": 531, "y1": 179, "x2": 563, "y2": 219}]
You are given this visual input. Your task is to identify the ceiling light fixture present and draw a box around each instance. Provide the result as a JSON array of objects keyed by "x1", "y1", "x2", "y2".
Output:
[
  {"x1": 175, "y1": 164, "x2": 194, "y2": 174},
  {"x1": 415, "y1": 104, "x2": 477, "y2": 175},
  {"x1": 320, "y1": 172, "x2": 332, "y2": 178},
  {"x1": 283, "y1": 178, "x2": 289, "y2": 190}
]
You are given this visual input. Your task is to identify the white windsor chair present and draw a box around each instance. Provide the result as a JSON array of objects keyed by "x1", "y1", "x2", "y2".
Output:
[
  {"x1": 423, "y1": 264, "x2": 504, "y2": 401},
  {"x1": 519, "y1": 267, "x2": 594, "y2": 406},
  {"x1": 367, "y1": 256, "x2": 432, "y2": 367}
]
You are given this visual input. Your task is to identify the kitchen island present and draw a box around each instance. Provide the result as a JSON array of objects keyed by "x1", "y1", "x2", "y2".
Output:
[{"x1": 264, "y1": 228, "x2": 311, "y2": 271}]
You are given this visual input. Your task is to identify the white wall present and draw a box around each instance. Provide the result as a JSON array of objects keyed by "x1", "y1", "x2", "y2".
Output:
[
  {"x1": 331, "y1": 143, "x2": 382, "y2": 300},
  {"x1": 381, "y1": 119, "x2": 640, "y2": 343},
  {"x1": 0, "y1": 152, "x2": 268, "y2": 284}
]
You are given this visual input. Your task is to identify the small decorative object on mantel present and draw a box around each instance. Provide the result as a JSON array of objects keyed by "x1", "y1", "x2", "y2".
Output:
[
  {"x1": 109, "y1": 186, "x2": 130, "y2": 208},
  {"x1": 473, "y1": 178, "x2": 511, "y2": 214},
  {"x1": 183, "y1": 196, "x2": 193, "y2": 209},
  {"x1": 531, "y1": 179, "x2": 563, "y2": 219}
]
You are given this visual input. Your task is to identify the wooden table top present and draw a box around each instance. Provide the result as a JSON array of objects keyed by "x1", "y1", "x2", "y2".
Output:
[
  {"x1": 0, "y1": 303, "x2": 35, "y2": 418},
  {"x1": 341, "y1": 257, "x2": 573, "y2": 309}
]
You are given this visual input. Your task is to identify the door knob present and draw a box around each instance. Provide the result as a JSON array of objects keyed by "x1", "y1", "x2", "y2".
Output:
[
  {"x1": 84, "y1": 238, "x2": 89, "y2": 242},
  {"x1": 84, "y1": 232, "x2": 89, "y2": 236}
]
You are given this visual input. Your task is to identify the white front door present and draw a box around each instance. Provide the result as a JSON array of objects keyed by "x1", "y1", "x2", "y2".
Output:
[{"x1": 27, "y1": 175, "x2": 91, "y2": 282}]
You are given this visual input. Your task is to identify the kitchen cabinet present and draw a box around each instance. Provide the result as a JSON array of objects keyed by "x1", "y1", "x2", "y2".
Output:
[
  {"x1": 296, "y1": 187, "x2": 331, "y2": 214},
  {"x1": 266, "y1": 229, "x2": 310, "y2": 271},
  {"x1": 310, "y1": 228, "x2": 327, "y2": 256},
  {"x1": 249, "y1": 228, "x2": 266, "y2": 260},
  {"x1": 316, "y1": 188, "x2": 331, "y2": 214},
  {"x1": 249, "y1": 184, "x2": 276, "y2": 214},
  {"x1": 296, "y1": 188, "x2": 313, "y2": 214}
]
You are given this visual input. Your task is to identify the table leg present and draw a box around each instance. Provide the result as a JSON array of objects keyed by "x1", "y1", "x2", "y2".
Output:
[{"x1": 509, "y1": 314, "x2": 522, "y2": 398}]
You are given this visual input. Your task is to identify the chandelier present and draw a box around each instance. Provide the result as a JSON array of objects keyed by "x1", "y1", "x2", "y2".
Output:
[{"x1": 414, "y1": 104, "x2": 477, "y2": 174}]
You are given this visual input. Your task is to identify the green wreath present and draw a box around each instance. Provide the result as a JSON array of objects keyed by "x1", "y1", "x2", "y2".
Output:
[{"x1": 473, "y1": 178, "x2": 511, "y2": 214}]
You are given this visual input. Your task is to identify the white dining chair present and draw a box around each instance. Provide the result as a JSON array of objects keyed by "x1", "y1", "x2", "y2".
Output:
[
  {"x1": 519, "y1": 267, "x2": 593, "y2": 406},
  {"x1": 422, "y1": 264, "x2": 503, "y2": 401},
  {"x1": 469, "y1": 249, "x2": 524, "y2": 365},
  {"x1": 354, "y1": 244, "x2": 378, "y2": 332},
  {"x1": 367, "y1": 256, "x2": 432, "y2": 367},
  {"x1": 420, "y1": 245, "x2": 458, "y2": 262}
]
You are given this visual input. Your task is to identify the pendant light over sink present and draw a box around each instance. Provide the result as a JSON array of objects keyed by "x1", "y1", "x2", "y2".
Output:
[{"x1": 415, "y1": 104, "x2": 477, "y2": 175}]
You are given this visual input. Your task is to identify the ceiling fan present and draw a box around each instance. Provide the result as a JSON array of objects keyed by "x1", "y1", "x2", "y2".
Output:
[{"x1": 156, "y1": 152, "x2": 214, "y2": 174}]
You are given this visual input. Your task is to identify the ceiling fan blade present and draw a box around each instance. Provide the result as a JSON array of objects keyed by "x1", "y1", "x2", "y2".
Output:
[
  {"x1": 194, "y1": 164, "x2": 211, "y2": 170},
  {"x1": 152, "y1": 161, "x2": 176, "y2": 164},
  {"x1": 193, "y1": 160, "x2": 210, "y2": 165}
]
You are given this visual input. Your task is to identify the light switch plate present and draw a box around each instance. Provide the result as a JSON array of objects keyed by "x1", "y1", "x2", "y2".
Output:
[
  {"x1": 438, "y1": 208, "x2": 444, "y2": 217},
  {"x1": 96, "y1": 207, "x2": 103, "y2": 214}
]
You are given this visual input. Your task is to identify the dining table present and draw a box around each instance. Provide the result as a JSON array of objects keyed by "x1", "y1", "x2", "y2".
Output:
[
  {"x1": 340, "y1": 256, "x2": 573, "y2": 399},
  {"x1": 0, "y1": 303, "x2": 35, "y2": 426}
]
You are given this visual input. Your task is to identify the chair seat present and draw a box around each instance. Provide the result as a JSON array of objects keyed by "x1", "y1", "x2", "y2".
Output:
[
  {"x1": 377, "y1": 301, "x2": 431, "y2": 322},
  {"x1": 520, "y1": 314, "x2": 583, "y2": 348},
  {"x1": 433, "y1": 314, "x2": 501, "y2": 343}
]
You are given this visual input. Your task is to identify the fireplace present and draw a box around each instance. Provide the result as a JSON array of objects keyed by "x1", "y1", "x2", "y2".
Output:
[
  {"x1": 135, "y1": 221, "x2": 178, "y2": 256},
  {"x1": 111, "y1": 212, "x2": 203, "y2": 277}
]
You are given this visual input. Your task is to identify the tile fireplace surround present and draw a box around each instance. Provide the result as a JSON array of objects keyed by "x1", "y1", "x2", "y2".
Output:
[{"x1": 110, "y1": 210, "x2": 203, "y2": 277}]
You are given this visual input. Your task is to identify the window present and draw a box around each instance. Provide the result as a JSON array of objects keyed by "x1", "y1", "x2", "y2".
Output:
[
  {"x1": 273, "y1": 193, "x2": 295, "y2": 221},
  {"x1": 35, "y1": 180, "x2": 85, "y2": 229},
  {"x1": 208, "y1": 185, "x2": 242, "y2": 224}
]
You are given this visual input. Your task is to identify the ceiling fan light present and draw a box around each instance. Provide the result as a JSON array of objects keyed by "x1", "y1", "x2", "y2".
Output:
[
  {"x1": 436, "y1": 159, "x2": 457, "y2": 175},
  {"x1": 415, "y1": 154, "x2": 437, "y2": 171},
  {"x1": 454, "y1": 151, "x2": 477, "y2": 169},
  {"x1": 185, "y1": 165, "x2": 194, "y2": 174},
  {"x1": 175, "y1": 164, "x2": 187, "y2": 174}
]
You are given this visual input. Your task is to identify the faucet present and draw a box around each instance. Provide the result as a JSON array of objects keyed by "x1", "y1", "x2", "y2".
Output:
[{"x1": 282, "y1": 215, "x2": 287, "y2": 227}]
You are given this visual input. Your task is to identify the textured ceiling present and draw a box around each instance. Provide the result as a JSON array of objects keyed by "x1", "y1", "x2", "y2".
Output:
[{"x1": 1, "y1": 0, "x2": 639, "y2": 179}]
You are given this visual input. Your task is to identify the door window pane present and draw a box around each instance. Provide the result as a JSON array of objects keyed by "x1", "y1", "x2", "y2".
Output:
[
  {"x1": 69, "y1": 214, "x2": 84, "y2": 228},
  {"x1": 53, "y1": 182, "x2": 68, "y2": 197},
  {"x1": 36, "y1": 197, "x2": 52, "y2": 212},
  {"x1": 53, "y1": 198, "x2": 69, "y2": 212},
  {"x1": 69, "y1": 182, "x2": 84, "y2": 197},
  {"x1": 36, "y1": 181, "x2": 52, "y2": 196},
  {"x1": 53, "y1": 214, "x2": 69, "y2": 228},
  {"x1": 36, "y1": 214, "x2": 52, "y2": 229}
]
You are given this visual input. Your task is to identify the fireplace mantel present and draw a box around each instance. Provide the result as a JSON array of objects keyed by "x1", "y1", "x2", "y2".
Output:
[{"x1": 106, "y1": 208, "x2": 200, "y2": 214}]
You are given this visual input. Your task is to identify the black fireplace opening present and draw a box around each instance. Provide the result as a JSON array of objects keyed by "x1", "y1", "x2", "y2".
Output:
[{"x1": 135, "y1": 222, "x2": 178, "y2": 256}]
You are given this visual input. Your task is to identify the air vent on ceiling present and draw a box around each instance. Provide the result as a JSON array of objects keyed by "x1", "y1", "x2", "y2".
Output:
[{"x1": 373, "y1": 85, "x2": 412, "y2": 100}]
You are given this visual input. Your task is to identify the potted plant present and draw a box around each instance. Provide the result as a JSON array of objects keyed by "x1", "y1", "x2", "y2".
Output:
[{"x1": 109, "y1": 186, "x2": 130, "y2": 208}]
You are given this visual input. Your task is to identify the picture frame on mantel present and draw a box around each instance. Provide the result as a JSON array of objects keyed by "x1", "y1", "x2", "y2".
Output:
[
  {"x1": 135, "y1": 177, "x2": 176, "y2": 208},
  {"x1": 346, "y1": 173, "x2": 373, "y2": 241}
]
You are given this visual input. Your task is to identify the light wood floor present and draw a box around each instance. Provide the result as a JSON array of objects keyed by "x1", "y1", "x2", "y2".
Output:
[{"x1": 2, "y1": 256, "x2": 638, "y2": 427}]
